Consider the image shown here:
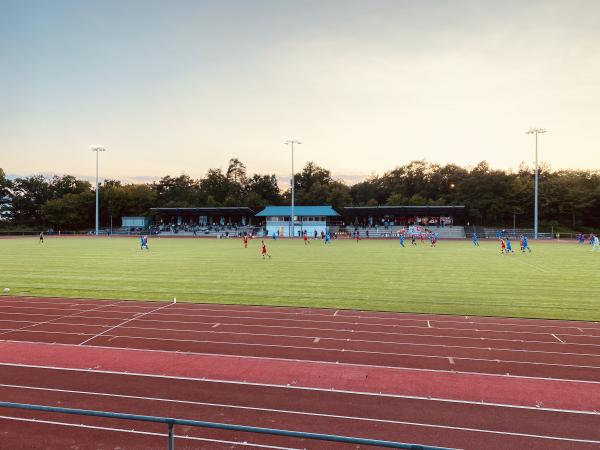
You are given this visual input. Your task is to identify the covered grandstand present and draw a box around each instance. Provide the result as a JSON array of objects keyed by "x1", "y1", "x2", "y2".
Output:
[
  {"x1": 344, "y1": 205, "x2": 466, "y2": 238},
  {"x1": 149, "y1": 207, "x2": 257, "y2": 235}
]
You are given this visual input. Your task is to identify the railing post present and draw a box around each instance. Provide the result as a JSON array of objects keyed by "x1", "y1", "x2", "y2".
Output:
[{"x1": 168, "y1": 422, "x2": 174, "y2": 450}]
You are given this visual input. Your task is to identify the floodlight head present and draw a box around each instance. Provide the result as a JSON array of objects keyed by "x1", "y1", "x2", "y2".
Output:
[
  {"x1": 284, "y1": 139, "x2": 301, "y2": 145},
  {"x1": 90, "y1": 145, "x2": 106, "y2": 152},
  {"x1": 526, "y1": 128, "x2": 547, "y2": 135}
]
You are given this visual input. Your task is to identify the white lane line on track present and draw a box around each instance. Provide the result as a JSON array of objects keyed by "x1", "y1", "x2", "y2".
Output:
[
  {"x1": 140, "y1": 310, "x2": 600, "y2": 333},
  {"x1": 71, "y1": 334, "x2": 600, "y2": 371},
  {"x1": 0, "y1": 302, "x2": 121, "y2": 338},
  {"x1": 4, "y1": 342, "x2": 600, "y2": 387},
  {"x1": 333, "y1": 310, "x2": 339, "y2": 317},
  {"x1": 7, "y1": 325, "x2": 600, "y2": 359},
  {"x1": 428, "y1": 320, "x2": 432, "y2": 328},
  {"x1": 3, "y1": 359, "x2": 600, "y2": 411},
  {"x1": 0, "y1": 397, "x2": 597, "y2": 445},
  {"x1": 552, "y1": 334, "x2": 565, "y2": 344},
  {"x1": 212, "y1": 323, "x2": 220, "y2": 328},
  {"x1": 1, "y1": 383, "x2": 598, "y2": 443},
  {"x1": 78, "y1": 303, "x2": 174, "y2": 346},
  {"x1": 5, "y1": 317, "x2": 600, "y2": 351},
  {"x1": 3, "y1": 308, "x2": 600, "y2": 336},
  {"x1": 4, "y1": 297, "x2": 600, "y2": 331},
  {"x1": 0, "y1": 416, "x2": 300, "y2": 450}
]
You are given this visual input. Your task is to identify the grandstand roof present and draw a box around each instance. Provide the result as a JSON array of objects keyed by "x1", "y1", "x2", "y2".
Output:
[
  {"x1": 256, "y1": 206, "x2": 340, "y2": 217},
  {"x1": 150, "y1": 207, "x2": 255, "y2": 215},
  {"x1": 345, "y1": 205, "x2": 465, "y2": 215}
]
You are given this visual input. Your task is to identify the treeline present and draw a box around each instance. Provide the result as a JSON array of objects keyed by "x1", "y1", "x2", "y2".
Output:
[{"x1": 1, "y1": 159, "x2": 599, "y2": 230}]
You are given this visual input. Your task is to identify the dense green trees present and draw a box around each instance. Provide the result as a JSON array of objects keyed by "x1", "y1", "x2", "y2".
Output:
[{"x1": 1, "y1": 159, "x2": 599, "y2": 230}]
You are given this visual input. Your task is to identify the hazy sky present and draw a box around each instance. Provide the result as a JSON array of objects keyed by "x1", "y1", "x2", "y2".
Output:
[{"x1": 1, "y1": 0, "x2": 599, "y2": 182}]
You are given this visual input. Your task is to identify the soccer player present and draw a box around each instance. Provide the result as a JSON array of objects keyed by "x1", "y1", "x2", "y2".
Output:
[
  {"x1": 303, "y1": 231, "x2": 309, "y2": 245},
  {"x1": 399, "y1": 233, "x2": 405, "y2": 247},
  {"x1": 411, "y1": 234, "x2": 417, "y2": 246},
  {"x1": 243, "y1": 235, "x2": 248, "y2": 248},
  {"x1": 472, "y1": 232, "x2": 479, "y2": 247},
  {"x1": 430, "y1": 233, "x2": 437, "y2": 247},
  {"x1": 39, "y1": 232, "x2": 44, "y2": 244},
  {"x1": 500, "y1": 239, "x2": 506, "y2": 254},
  {"x1": 355, "y1": 230, "x2": 360, "y2": 242},
  {"x1": 261, "y1": 240, "x2": 271, "y2": 258},
  {"x1": 505, "y1": 237, "x2": 514, "y2": 254},
  {"x1": 324, "y1": 231, "x2": 331, "y2": 244},
  {"x1": 592, "y1": 235, "x2": 600, "y2": 252},
  {"x1": 521, "y1": 235, "x2": 531, "y2": 253}
]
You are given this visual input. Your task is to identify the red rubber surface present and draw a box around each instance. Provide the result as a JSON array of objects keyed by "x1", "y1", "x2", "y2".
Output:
[{"x1": 0, "y1": 296, "x2": 599, "y2": 449}]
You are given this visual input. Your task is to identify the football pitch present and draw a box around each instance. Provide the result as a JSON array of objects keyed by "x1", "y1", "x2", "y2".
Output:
[{"x1": 1, "y1": 236, "x2": 599, "y2": 321}]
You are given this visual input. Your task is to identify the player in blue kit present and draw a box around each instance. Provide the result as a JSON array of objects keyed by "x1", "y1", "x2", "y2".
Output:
[
  {"x1": 472, "y1": 232, "x2": 479, "y2": 247},
  {"x1": 140, "y1": 235, "x2": 149, "y2": 250},
  {"x1": 399, "y1": 233, "x2": 405, "y2": 247},
  {"x1": 521, "y1": 235, "x2": 531, "y2": 253},
  {"x1": 505, "y1": 237, "x2": 514, "y2": 254}
]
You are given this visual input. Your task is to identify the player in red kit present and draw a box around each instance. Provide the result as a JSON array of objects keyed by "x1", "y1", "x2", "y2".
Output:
[
  {"x1": 242, "y1": 235, "x2": 248, "y2": 248},
  {"x1": 261, "y1": 240, "x2": 271, "y2": 258}
]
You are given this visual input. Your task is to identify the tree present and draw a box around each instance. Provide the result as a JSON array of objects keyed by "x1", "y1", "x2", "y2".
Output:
[
  {"x1": 0, "y1": 168, "x2": 12, "y2": 221},
  {"x1": 226, "y1": 158, "x2": 247, "y2": 184},
  {"x1": 10, "y1": 175, "x2": 53, "y2": 226},
  {"x1": 153, "y1": 174, "x2": 203, "y2": 207},
  {"x1": 245, "y1": 174, "x2": 281, "y2": 205}
]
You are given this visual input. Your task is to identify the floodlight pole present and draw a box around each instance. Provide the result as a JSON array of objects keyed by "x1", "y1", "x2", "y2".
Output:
[
  {"x1": 91, "y1": 146, "x2": 106, "y2": 236},
  {"x1": 526, "y1": 129, "x2": 546, "y2": 239},
  {"x1": 285, "y1": 140, "x2": 301, "y2": 238}
]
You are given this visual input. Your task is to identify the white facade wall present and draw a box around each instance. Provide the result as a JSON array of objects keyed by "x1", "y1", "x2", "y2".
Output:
[{"x1": 264, "y1": 216, "x2": 329, "y2": 237}]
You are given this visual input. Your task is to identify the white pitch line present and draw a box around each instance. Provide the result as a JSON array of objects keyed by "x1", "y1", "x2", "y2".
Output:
[
  {"x1": 0, "y1": 415, "x2": 301, "y2": 450},
  {"x1": 427, "y1": 320, "x2": 432, "y2": 328},
  {"x1": 552, "y1": 334, "x2": 565, "y2": 344},
  {"x1": 313, "y1": 337, "x2": 320, "y2": 343},
  {"x1": 333, "y1": 310, "x2": 339, "y2": 317},
  {"x1": 78, "y1": 303, "x2": 174, "y2": 346},
  {"x1": 512, "y1": 257, "x2": 550, "y2": 273}
]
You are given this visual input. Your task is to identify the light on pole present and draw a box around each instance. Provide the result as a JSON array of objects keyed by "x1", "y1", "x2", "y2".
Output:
[
  {"x1": 525, "y1": 128, "x2": 546, "y2": 239},
  {"x1": 284, "y1": 140, "x2": 301, "y2": 238},
  {"x1": 91, "y1": 146, "x2": 106, "y2": 236}
]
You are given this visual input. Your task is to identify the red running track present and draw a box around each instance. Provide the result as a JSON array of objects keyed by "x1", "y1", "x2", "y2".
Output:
[{"x1": 0, "y1": 296, "x2": 599, "y2": 449}]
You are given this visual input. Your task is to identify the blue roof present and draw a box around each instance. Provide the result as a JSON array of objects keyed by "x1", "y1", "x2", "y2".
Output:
[{"x1": 256, "y1": 206, "x2": 340, "y2": 217}]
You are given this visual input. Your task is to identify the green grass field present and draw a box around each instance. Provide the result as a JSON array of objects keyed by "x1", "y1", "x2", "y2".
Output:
[{"x1": 1, "y1": 236, "x2": 599, "y2": 321}]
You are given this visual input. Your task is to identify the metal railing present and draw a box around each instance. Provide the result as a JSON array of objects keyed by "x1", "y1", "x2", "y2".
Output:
[{"x1": 0, "y1": 401, "x2": 454, "y2": 450}]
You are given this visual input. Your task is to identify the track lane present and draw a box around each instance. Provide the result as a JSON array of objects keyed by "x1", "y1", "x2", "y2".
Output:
[{"x1": 0, "y1": 366, "x2": 598, "y2": 450}]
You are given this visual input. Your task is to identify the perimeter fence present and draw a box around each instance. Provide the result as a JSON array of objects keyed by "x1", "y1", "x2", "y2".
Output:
[{"x1": 0, "y1": 401, "x2": 454, "y2": 450}]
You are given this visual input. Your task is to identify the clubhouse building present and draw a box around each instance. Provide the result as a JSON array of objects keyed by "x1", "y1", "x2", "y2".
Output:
[{"x1": 255, "y1": 206, "x2": 340, "y2": 238}]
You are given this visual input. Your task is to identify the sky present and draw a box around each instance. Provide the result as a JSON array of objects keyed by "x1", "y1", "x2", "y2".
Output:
[{"x1": 1, "y1": 0, "x2": 599, "y2": 183}]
